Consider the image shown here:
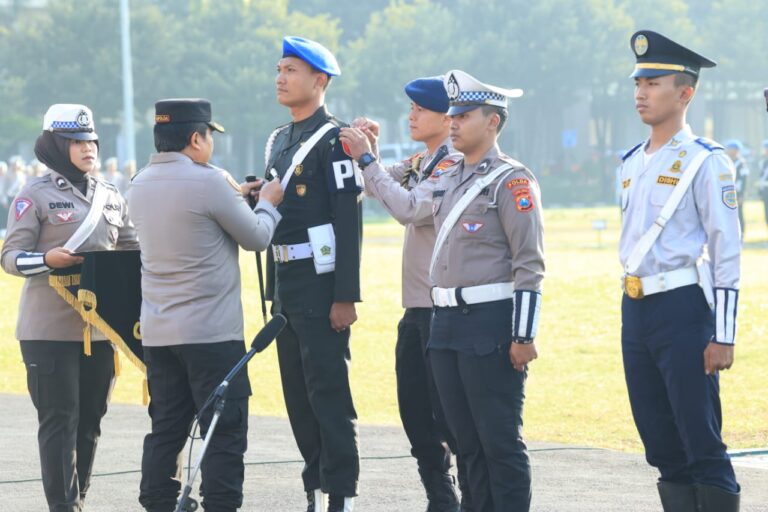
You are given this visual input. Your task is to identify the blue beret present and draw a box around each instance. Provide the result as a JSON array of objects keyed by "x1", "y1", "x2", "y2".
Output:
[
  {"x1": 404, "y1": 76, "x2": 449, "y2": 113},
  {"x1": 282, "y1": 36, "x2": 340, "y2": 77},
  {"x1": 724, "y1": 139, "x2": 744, "y2": 151}
]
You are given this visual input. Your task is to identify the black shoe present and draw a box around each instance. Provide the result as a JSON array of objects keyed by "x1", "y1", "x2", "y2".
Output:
[
  {"x1": 695, "y1": 484, "x2": 740, "y2": 512},
  {"x1": 419, "y1": 468, "x2": 460, "y2": 512},
  {"x1": 327, "y1": 495, "x2": 353, "y2": 512},
  {"x1": 657, "y1": 481, "x2": 697, "y2": 512}
]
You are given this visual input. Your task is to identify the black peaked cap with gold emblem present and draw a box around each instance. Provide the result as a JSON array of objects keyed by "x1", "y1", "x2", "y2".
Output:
[{"x1": 630, "y1": 30, "x2": 716, "y2": 79}]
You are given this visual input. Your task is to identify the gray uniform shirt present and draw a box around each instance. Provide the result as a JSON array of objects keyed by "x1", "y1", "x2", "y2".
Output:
[
  {"x1": 128, "y1": 152, "x2": 280, "y2": 347},
  {"x1": 363, "y1": 139, "x2": 461, "y2": 308},
  {"x1": 1, "y1": 171, "x2": 139, "y2": 341},
  {"x1": 431, "y1": 145, "x2": 545, "y2": 292}
]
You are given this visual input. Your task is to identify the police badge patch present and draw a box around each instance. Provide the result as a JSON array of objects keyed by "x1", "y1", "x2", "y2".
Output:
[
  {"x1": 462, "y1": 222, "x2": 484, "y2": 233},
  {"x1": 14, "y1": 198, "x2": 32, "y2": 220},
  {"x1": 721, "y1": 185, "x2": 737, "y2": 209}
]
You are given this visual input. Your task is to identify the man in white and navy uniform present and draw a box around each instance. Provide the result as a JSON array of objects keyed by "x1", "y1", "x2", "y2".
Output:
[{"x1": 619, "y1": 30, "x2": 741, "y2": 512}]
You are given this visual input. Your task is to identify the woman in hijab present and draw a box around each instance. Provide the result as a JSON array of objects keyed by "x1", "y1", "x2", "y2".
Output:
[{"x1": 1, "y1": 104, "x2": 139, "y2": 511}]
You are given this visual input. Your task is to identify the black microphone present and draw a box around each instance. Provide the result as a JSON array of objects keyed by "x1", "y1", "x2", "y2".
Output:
[
  {"x1": 245, "y1": 175, "x2": 258, "y2": 208},
  {"x1": 251, "y1": 314, "x2": 287, "y2": 352},
  {"x1": 421, "y1": 145, "x2": 450, "y2": 180}
]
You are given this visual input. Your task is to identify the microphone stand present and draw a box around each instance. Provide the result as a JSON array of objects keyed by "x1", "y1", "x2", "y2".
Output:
[{"x1": 175, "y1": 315, "x2": 286, "y2": 512}]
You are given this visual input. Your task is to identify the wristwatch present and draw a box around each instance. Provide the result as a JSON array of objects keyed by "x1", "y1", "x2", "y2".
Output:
[{"x1": 357, "y1": 152, "x2": 376, "y2": 169}]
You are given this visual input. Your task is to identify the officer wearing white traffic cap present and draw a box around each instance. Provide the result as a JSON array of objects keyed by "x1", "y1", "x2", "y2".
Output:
[
  {"x1": 1, "y1": 103, "x2": 139, "y2": 511},
  {"x1": 619, "y1": 30, "x2": 741, "y2": 512},
  {"x1": 431, "y1": 70, "x2": 544, "y2": 512}
]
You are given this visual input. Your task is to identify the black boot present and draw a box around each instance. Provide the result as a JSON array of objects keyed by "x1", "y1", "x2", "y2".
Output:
[
  {"x1": 695, "y1": 484, "x2": 740, "y2": 512},
  {"x1": 657, "y1": 481, "x2": 697, "y2": 512},
  {"x1": 327, "y1": 495, "x2": 354, "y2": 512},
  {"x1": 418, "y1": 467, "x2": 460, "y2": 512}
]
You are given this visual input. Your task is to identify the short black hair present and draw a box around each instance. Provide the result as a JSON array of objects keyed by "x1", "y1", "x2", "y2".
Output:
[
  {"x1": 154, "y1": 122, "x2": 209, "y2": 152},
  {"x1": 674, "y1": 72, "x2": 698, "y2": 89},
  {"x1": 480, "y1": 105, "x2": 508, "y2": 133}
]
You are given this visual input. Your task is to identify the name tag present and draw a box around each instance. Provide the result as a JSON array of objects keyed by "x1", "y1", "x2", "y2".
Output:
[{"x1": 657, "y1": 176, "x2": 679, "y2": 186}]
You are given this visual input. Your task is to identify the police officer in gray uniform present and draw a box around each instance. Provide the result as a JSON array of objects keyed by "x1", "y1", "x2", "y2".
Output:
[
  {"x1": 128, "y1": 99, "x2": 283, "y2": 512},
  {"x1": 1, "y1": 104, "x2": 139, "y2": 512},
  {"x1": 343, "y1": 77, "x2": 466, "y2": 511},
  {"x1": 428, "y1": 70, "x2": 544, "y2": 512},
  {"x1": 619, "y1": 31, "x2": 741, "y2": 512}
]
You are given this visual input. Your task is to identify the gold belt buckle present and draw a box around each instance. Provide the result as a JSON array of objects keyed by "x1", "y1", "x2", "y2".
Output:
[{"x1": 624, "y1": 275, "x2": 644, "y2": 299}]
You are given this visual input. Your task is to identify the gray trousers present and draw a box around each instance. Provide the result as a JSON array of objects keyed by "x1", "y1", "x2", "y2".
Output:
[{"x1": 20, "y1": 340, "x2": 115, "y2": 512}]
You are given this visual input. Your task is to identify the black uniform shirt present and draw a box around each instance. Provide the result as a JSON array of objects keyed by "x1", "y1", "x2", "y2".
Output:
[{"x1": 264, "y1": 106, "x2": 363, "y2": 315}]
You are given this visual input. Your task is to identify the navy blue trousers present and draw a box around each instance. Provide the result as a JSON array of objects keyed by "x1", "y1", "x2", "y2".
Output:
[{"x1": 621, "y1": 284, "x2": 738, "y2": 492}]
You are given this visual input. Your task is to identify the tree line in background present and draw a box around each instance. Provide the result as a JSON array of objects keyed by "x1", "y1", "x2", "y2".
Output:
[{"x1": 1, "y1": 0, "x2": 767, "y2": 204}]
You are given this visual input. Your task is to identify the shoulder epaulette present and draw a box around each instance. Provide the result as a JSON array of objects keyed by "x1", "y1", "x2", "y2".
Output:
[
  {"x1": 26, "y1": 174, "x2": 52, "y2": 189},
  {"x1": 622, "y1": 142, "x2": 643, "y2": 161},
  {"x1": 695, "y1": 137, "x2": 724, "y2": 152}
]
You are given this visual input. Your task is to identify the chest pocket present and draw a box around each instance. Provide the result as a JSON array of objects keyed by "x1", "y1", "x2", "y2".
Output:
[
  {"x1": 432, "y1": 190, "x2": 446, "y2": 216},
  {"x1": 650, "y1": 180, "x2": 688, "y2": 210},
  {"x1": 460, "y1": 194, "x2": 490, "y2": 218}
]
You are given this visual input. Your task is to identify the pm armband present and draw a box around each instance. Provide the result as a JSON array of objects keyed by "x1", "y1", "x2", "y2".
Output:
[
  {"x1": 512, "y1": 289, "x2": 541, "y2": 343},
  {"x1": 714, "y1": 288, "x2": 738, "y2": 345},
  {"x1": 16, "y1": 252, "x2": 52, "y2": 277}
]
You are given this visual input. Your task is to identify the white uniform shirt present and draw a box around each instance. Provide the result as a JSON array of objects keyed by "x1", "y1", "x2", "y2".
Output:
[{"x1": 618, "y1": 125, "x2": 741, "y2": 343}]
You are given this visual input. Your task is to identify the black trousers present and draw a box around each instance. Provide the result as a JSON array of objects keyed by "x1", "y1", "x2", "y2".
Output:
[
  {"x1": 396, "y1": 308, "x2": 456, "y2": 470},
  {"x1": 276, "y1": 310, "x2": 360, "y2": 497},
  {"x1": 428, "y1": 299, "x2": 531, "y2": 512},
  {"x1": 622, "y1": 285, "x2": 738, "y2": 492},
  {"x1": 20, "y1": 340, "x2": 115, "y2": 512},
  {"x1": 139, "y1": 341, "x2": 251, "y2": 512}
]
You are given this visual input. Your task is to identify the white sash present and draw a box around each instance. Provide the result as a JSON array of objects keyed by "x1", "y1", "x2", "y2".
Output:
[
  {"x1": 624, "y1": 149, "x2": 711, "y2": 275},
  {"x1": 63, "y1": 181, "x2": 110, "y2": 252},
  {"x1": 429, "y1": 164, "x2": 514, "y2": 279},
  {"x1": 272, "y1": 122, "x2": 336, "y2": 191}
]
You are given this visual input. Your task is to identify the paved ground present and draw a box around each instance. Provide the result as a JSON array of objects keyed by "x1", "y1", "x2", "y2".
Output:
[{"x1": 1, "y1": 393, "x2": 766, "y2": 511}]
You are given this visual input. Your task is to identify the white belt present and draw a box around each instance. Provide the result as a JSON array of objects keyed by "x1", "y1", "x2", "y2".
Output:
[
  {"x1": 431, "y1": 282, "x2": 515, "y2": 308},
  {"x1": 271, "y1": 243, "x2": 313, "y2": 263},
  {"x1": 622, "y1": 266, "x2": 698, "y2": 299}
]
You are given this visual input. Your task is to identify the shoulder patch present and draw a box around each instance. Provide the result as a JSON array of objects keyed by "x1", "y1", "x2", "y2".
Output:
[
  {"x1": 695, "y1": 138, "x2": 724, "y2": 152},
  {"x1": 721, "y1": 185, "x2": 737, "y2": 209},
  {"x1": 328, "y1": 137, "x2": 362, "y2": 193},
  {"x1": 435, "y1": 158, "x2": 458, "y2": 171},
  {"x1": 622, "y1": 142, "x2": 644, "y2": 161},
  {"x1": 513, "y1": 188, "x2": 535, "y2": 212},
  {"x1": 224, "y1": 173, "x2": 241, "y2": 193},
  {"x1": 506, "y1": 178, "x2": 530, "y2": 189},
  {"x1": 14, "y1": 197, "x2": 33, "y2": 220}
]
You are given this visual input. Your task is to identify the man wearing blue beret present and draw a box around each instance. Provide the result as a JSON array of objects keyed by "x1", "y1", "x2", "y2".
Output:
[
  {"x1": 264, "y1": 36, "x2": 361, "y2": 512},
  {"x1": 342, "y1": 77, "x2": 468, "y2": 511}
]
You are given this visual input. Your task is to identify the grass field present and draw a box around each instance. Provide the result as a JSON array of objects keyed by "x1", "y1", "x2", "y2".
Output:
[{"x1": 1, "y1": 202, "x2": 766, "y2": 452}]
